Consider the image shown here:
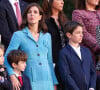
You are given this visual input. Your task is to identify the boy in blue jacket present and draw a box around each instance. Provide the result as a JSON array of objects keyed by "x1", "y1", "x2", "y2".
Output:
[{"x1": 57, "y1": 21, "x2": 96, "y2": 90}]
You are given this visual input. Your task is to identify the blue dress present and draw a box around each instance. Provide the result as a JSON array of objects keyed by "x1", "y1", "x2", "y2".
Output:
[{"x1": 4, "y1": 27, "x2": 58, "y2": 90}]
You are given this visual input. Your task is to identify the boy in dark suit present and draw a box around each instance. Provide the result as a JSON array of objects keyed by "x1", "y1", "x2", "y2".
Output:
[
  {"x1": 7, "y1": 50, "x2": 32, "y2": 90},
  {"x1": 57, "y1": 21, "x2": 96, "y2": 90},
  {"x1": 0, "y1": 43, "x2": 12, "y2": 90}
]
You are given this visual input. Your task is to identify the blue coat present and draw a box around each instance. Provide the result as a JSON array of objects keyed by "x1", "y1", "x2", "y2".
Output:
[
  {"x1": 4, "y1": 27, "x2": 58, "y2": 90},
  {"x1": 57, "y1": 44, "x2": 96, "y2": 90}
]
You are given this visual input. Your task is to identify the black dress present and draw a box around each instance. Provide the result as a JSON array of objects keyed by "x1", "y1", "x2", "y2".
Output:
[
  {"x1": 46, "y1": 17, "x2": 67, "y2": 64},
  {"x1": 46, "y1": 17, "x2": 67, "y2": 90}
]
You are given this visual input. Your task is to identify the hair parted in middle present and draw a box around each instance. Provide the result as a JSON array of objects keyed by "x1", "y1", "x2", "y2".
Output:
[
  {"x1": 21, "y1": 3, "x2": 48, "y2": 33},
  {"x1": 42, "y1": 0, "x2": 67, "y2": 26}
]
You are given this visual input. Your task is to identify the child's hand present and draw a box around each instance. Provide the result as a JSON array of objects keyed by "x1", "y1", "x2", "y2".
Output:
[
  {"x1": 0, "y1": 76, "x2": 4, "y2": 82},
  {"x1": 0, "y1": 67, "x2": 4, "y2": 72}
]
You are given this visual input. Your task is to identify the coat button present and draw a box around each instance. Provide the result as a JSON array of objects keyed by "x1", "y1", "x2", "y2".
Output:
[
  {"x1": 39, "y1": 62, "x2": 42, "y2": 65},
  {"x1": 36, "y1": 45, "x2": 38, "y2": 47},
  {"x1": 37, "y1": 54, "x2": 40, "y2": 56}
]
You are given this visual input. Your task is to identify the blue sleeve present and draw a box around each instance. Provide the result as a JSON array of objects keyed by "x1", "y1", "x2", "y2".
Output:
[
  {"x1": 4, "y1": 32, "x2": 21, "y2": 75},
  {"x1": 57, "y1": 50, "x2": 80, "y2": 90},
  {"x1": 46, "y1": 33, "x2": 58, "y2": 85}
]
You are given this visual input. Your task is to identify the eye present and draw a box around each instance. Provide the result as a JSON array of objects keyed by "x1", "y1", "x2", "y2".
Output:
[{"x1": 34, "y1": 10, "x2": 38, "y2": 14}]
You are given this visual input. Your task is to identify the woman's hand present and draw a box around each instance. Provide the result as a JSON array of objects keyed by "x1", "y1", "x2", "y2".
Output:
[
  {"x1": 54, "y1": 85, "x2": 57, "y2": 90},
  {"x1": 10, "y1": 74, "x2": 21, "y2": 90}
]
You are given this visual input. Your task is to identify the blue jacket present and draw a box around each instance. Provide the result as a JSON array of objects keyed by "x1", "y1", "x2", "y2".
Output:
[
  {"x1": 4, "y1": 27, "x2": 58, "y2": 90},
  {"x1": 57, "y1": 44, "x2": 96, "y2": 90}
]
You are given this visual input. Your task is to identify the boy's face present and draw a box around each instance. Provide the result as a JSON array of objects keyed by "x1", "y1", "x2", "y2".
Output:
[
  {"x1": 67, "y1": 26, "x2": 83, "y2": 44},
  {"x1": 13, "y1": 61, "x2": 26, "y2": 72},
  {"x1": 0, "y1": 48, "x2": 4, "y2": 65}
]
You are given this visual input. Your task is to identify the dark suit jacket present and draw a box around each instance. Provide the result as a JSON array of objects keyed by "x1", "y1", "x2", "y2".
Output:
[
  {"x1": 0, "y1": 0, "x2": 27, "y2": 49},
  {"x1": 23, "y1": 0, "x2": 39, "y2": 3},
  {"x1": 19, "y1": 73, "x2": 32, "y2": 90},
  {"x1": 57, "y1": 44, "x2": 96, "y2": 90}
]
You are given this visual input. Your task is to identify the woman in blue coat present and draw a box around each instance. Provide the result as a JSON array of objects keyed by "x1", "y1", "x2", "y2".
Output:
[{"x1": 4, "y1": 3, "x2": 58, "y2": 90}]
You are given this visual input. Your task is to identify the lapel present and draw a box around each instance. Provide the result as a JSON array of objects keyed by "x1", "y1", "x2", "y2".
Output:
[
  {"x1": 4, "y1": 0, "x2": 18, "y2": 27},
  {"x1": 80, "y1": 46, "x2": 86, "y2": 63},
  {"x1": 67, "y1": 44, "x2": 83, "y2": 62},
  {"x1": 22, "y1": 27, "x2": 43, "y2": 43}
]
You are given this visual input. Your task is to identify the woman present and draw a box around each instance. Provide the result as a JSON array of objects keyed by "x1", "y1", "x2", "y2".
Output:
[
  {"x1": 42, "y1": 0, "x2": 67, "y2": 64},
  {"x1": 72, "y1": 0, "x2": 100, "y2": 64},
  {"x1": 42, "y1": 0, "x2": 67, "y2": 90},
  {"x1": 4, "y1": 3, "x2": 58, "y2": 90}
]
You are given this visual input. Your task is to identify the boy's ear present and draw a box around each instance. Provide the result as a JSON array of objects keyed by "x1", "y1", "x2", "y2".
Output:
[
  {"x1": 12, "y1": 63, "x2": 17, "y2": 68},
  {"x1": 66, "y1": 32, "x2": 71, "y2": 39}
]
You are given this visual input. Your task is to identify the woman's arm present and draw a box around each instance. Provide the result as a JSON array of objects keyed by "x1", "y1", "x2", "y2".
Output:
[
  {"x1": 4, "y1": 32, "x2": 21, "y2": 89},
  {"x1": 46, "y1": 33, "x2": 58, "y2": 85}
]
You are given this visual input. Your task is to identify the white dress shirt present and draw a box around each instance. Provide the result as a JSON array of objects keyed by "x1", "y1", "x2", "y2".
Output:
[{"x1": 70, "y1": 44, "x2": 82, "y2": 60}]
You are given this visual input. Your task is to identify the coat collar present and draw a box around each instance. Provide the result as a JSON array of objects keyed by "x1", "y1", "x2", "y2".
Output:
[
  {"x1": 66, "y1": 44, "x2": 85, "y2": 62},
  {"x1": 22, "y1": 27, "x2": 43, "y2": 43}
]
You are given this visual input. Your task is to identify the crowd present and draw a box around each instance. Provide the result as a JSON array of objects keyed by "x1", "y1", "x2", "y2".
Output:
[{"x1": 0, "y1": 0, "x2": 99, "y2": 90}]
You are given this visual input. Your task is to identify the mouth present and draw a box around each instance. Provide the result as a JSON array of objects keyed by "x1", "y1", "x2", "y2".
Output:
[{"x1": 30, "y1": 17, "x2": 34, "y2": 20}]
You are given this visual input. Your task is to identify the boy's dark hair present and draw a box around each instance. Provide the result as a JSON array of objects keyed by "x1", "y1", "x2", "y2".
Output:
[
  {"x1": 64, "y1": 21, "x2": 83, "y2": 35},
  {"x1": 0, "y1": 43, "x2": 5, "y2": 52},
  {"x1": 7, "y1": 50, "x2": 27, "y2": 67}
]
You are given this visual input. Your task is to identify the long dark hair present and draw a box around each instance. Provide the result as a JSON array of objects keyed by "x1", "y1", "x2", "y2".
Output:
[
  {"x1": 42, "y1": 0, "x2": 67, "y2": 26},
  {"x1": 21, "y1": 3, "x2": 48, "y2": 33},
  {"x1": 75, "y1": 0, "x2": 100, "y2": 10}
]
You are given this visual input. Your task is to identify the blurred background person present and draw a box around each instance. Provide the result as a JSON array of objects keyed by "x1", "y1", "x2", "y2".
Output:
[
  {"x1": 42, "y1": 0, "x2": 68, "y2": 90},
  {"x1": 72, "y1": 0, "x2": 100, "y2": 64},
  {"x1": 0, "y1": 0, "x2": 27, "y2": 50}
]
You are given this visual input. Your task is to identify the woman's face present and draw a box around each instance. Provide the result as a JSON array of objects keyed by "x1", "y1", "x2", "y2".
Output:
[
  {"x1": 86, "y1": 0, "x2": 99, "y2": 7},
  {"x1": 27, "y1": 6, "x2": 42, "y2": 25},
  {"x1": 52, "y1": 0, "x2": 64, "y2": 12}
]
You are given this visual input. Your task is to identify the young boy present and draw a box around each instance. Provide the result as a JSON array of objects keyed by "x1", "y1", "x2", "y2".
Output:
[
  {"x1": 7, "y1": 50, "x2": 32, "y2": 90},
  {"x1": 0, "y1": 43, "x2": 12, "y2": 90},
  {"x1": 57, "y1": 21, "x2": 96, "y2": 90}
]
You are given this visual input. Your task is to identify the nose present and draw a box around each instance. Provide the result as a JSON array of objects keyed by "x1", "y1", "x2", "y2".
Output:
[
  {"x1": 80, "y1": 32, "x2": 83, "y2": 37},
  {"x1": 31, "y1": 11, "x2": 34, "y2": 16},
  {"x1": 24, "y1": 62, "x2": 26, "y2": 67},
  {"x1": 61, "y1": 0, "x2": 64, "y2": 5}
]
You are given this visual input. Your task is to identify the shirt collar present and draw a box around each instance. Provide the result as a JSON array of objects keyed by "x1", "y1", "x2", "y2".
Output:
[
  {"x1": 9, "y1": 0, "x2": 19, "y2": 5},
  {"x1": 15, "y1": 72, "x2": 22, "y2": 77},
  {"x1": 69, "y1": 43, "x2": 80, "y2": 50}
]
